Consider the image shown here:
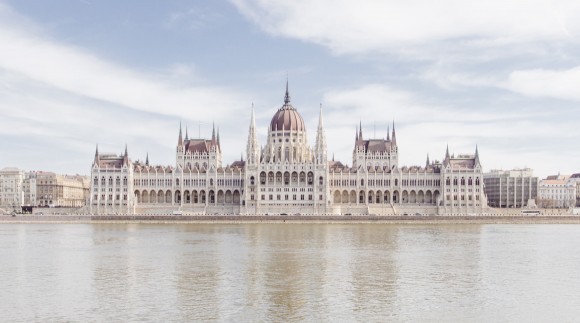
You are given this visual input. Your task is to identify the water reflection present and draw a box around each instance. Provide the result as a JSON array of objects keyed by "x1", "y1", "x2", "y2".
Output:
[{"x1": 1, "y1": 223, "x2": 580, "y2": 321}]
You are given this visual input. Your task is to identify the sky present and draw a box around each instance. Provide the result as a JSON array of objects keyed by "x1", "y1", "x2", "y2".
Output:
[{"x1": 0, "y1": 0, "x2": 579, "y2": 178}]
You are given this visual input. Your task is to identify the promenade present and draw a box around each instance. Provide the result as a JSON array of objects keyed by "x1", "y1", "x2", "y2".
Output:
[{"x1": 2, "y1": 214, "x2": 580, "y2": 224}]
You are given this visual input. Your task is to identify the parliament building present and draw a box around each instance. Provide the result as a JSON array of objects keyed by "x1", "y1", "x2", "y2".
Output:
[{"x1": 90, "y1": 84, "x2": 487, "y2": 215}]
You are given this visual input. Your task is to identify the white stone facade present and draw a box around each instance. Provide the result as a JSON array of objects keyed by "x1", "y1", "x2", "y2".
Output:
[
  {"x1": 0, "y1": 167, "x2": 24, "y2": 207},
  {"x1": 538, "y1": 175, "x2": 576, "y2": 208},
  {"x1": 89, "y1": 85, "x2": 488, "y2": 215}
]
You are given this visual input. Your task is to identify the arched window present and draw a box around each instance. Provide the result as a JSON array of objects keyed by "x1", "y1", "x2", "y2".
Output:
[
  {"x1": 319, "y1": 176, "x2": 324, "y2": 186},
  {"x1": 260, "y1": 172, "x2": 266, "y2": 185},
  {"x1": 360, "y1": 179, "x2": 364, "y2": 186},
  {"x1": 93, "y1": 177, "x2": 98, "y2": 185},
  {"x1": 307, "y1": 172, "x2": 313, "y2": 185},
  {"x1": 446, "y1": 177, "x2": 450, "y2": 185},
  {"x1": 116, "y1": 177, "x2": 120, "y2": 186},
  {"x1": 176, "y1": 178, "x2": 180, "y2": 186},
  {"x1": 108, "y1": 177, "x2": 113, "y2": 185},
  {"x1": 123, "y1": 177, "x2": 127, "y2": 185},
  {"x1": 475, "y1": 177, "x2": 480, "y2": 185},
  {"x1": 468, "y1": 177, "x2": 472, "y2": 185},
  {"x1": 461, "y1": 177, "x2": 465, "y2": 185},
  {"x1": 250, "y1": 176, "x2": 255, "y2": 185},
  {"x1": 453, "y1": 178, "x2": 458, "y2": 185}
]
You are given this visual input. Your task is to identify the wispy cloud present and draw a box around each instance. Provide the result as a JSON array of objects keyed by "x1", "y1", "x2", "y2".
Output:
[
  {"x1": 0, "y1": 2, "x2": 249, "y2": 173},
  {"x1": 319, "y1": 83, "x2": 580, "y2": 176},
  {"x1": 231, "y1": 0, "x2": 580, "y2": 57},
  {"x1": 505, "y1": 66, "x2": 580, "y2": 101}
]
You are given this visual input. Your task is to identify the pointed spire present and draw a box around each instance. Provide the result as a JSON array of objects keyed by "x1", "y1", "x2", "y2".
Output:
[
  {"x1": 387, "y1": 125, "x2": 390, "y2": 141},
  {"x1": 211, "y1": 121, "x2": 216, "y2": 143},
  {"x1": 332, "y1": 153, "x2": 335, "y2": 161},
  {"x1": 315, "y1": 103, "x2": 327, "y2": 164},
  {"x1": 247, "y1": 103, "x2": 259, "y2": 165},
  {"x1": 93, "y1": 144, "x2": 100, "y2": 165},
  {"x1": 391, "y1": 120, "x2": 397, "y2": 145},
  {"x1": 124, "y1": 144, "x2": 128, "y2": 157},
  {"x1": 355, "y1": 125, "x2": 359, "y2": 142},
  {"x1": 178, "y1": 121, "x2": 183, "y2": 146},
  {"x1": 217, "y1": 127, "x2": 221, "y2": 150},
  {"x1": 426, "y1": 154, "x2": 430, "y2": 167},
  {"x1": 146, "y1": 152, "x2": 149, "y2": 166},
  {"x1": 445, "y1": 144, "x2": 450, "y2": 159},
  {"x1": 185, "y1": 125, "x2": 189, "y2": 141},
  {"x1": 359, "y1": 120, "x2": 363, "y2": 140},
  {"x1": 284, "y1": 78, "x2": 291, "y2": 104},
  {"x1": 474, "y1": 145, "x2": 480, "y2": 166}
]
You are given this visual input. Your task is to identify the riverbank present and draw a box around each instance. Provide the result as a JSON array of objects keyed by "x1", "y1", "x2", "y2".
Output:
[{"x1": 2, "y1": 214, "x2": 580, "y2": 224}]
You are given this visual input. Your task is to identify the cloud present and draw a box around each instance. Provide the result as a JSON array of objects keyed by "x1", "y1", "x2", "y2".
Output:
[
  {"x1": 319, "y1": 83, "x2": 580, "y2": 177},
  {"x1": 0, "y1": 4, "x2": 247, "y2": 122},
  {"x1": 231, "y1": 0, "x2": 580, "y2": 56},
  {"x1": 505, "y1": 66, "x2": 580, "y2": 101},
  {"x1": 165, "y1": 7, "x2": 224, "y2": 31},
  {"x1": 0, "y1": 2, "x2": 250, "y2": 174}
]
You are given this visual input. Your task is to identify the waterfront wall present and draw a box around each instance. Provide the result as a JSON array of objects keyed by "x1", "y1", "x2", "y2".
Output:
[{"x1": 2, "y1": 214, "x2": 580, "y2": 224}]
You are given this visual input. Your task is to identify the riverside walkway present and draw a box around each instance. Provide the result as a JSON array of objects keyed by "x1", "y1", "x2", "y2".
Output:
[{"x1": 2, "y1": 214, "x2": 580, "y2": 224}]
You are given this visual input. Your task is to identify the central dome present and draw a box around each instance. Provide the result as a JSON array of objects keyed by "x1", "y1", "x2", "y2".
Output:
[{"x1": 269, "y1": 83, "x2": 306, "y2": 132}]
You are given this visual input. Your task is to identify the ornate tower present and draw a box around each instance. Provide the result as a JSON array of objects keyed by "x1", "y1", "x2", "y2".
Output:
[
  {"x1": 315, "y1": 104, "x2": 327, "y2": 165},
  {"x1": 246, "y1": 104, "x2": 260, "y2": 166}
]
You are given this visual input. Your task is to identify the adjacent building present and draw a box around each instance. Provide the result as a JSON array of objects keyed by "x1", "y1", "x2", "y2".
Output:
[
  {"x1": 537, "y1": 174, "x2": 576, "y2": 208},
  {"x1": 1, "y1": 169, "x2": 89, "y2": 209},
  {"x1": 33, "y1": 172, "x2": 90, "y2": 207},
  {"x1": 566, "y1": 173, "x2": 580, "y2": 207},
  {"x1": 0, "y1": 167, "x2": 25, "y2": 207},
  {"x1": 90, "y1": 84, "x2": 488, "y2": 215},
  {"x1": 483, "y1": 168, "x2": 538, "y2": 208}
]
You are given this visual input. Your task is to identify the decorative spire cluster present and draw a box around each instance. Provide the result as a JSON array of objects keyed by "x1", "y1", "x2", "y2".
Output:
[
  {"x1": 315, "y1": 103, "x2": 327, "y2": 164},
  {"x1": 246, "y1": 103, "x2": 260, "y2": 165}
]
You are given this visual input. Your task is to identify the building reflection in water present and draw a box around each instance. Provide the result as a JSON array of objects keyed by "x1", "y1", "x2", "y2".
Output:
[{"x1": 4, "y1": 223, "x2": 580, "y2": 321}]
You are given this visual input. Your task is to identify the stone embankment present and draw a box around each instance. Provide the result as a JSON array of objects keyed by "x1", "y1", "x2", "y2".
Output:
[{"x1": 2, "y1": 214, "x2": 580, "y2": 224}]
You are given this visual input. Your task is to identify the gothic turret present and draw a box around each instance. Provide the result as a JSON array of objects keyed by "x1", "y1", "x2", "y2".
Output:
[
  {"x1": 178, "y1": 122, "x2": 183, "y2": 147},
  {"x1": 391, "y1": 120, "x2": 397, "y2": 146},
  {"x1": 315, "y1": 104, "x2": 327, "y2": 164},
  {"x1": 474, "y1": 145, "x2": 481, "y2": 168},
  {"x1": 246, "y1": 103, "x2": 260, "y2": 165},
  {"x1": 93, "y1": 144, "x2": 99, "y2": 166},
  {"x1": 123, "y1": 144, "x2": 129, "y2": 166}
]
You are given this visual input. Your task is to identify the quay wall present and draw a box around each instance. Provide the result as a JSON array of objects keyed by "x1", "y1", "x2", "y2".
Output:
[{"x1": 2, "y1": 214, "x2": 580, "y2": 224}]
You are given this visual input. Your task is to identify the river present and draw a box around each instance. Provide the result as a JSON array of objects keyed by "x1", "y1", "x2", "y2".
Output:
[{"x1": 1, "y1": 223, "x2": 579, "y2": 321}]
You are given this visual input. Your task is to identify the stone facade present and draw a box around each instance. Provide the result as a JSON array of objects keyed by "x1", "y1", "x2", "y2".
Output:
[
  {"x1": 90, "y1": 85, "x2": 488, "y2": 215},
  {"x1": 32, "y1": 172, "x2": 90, "y2": 207},
  {"x1": 483, "y1": 168, "x2": 538, "y2": 208},
  {"x1": 538, "y1": 175, "x2": 577, "y2": 208},
  {"x1": 0, "y1": 167, "x2": 24, "y2": 207},
  {"x1": 570, "y1": 173, "x2": 580, "y2": 207}
]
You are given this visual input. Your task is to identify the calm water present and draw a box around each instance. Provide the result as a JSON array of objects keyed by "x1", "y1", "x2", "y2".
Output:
[{"x1": 1, "y1": 223, "x2": 580, "y2": 322}]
